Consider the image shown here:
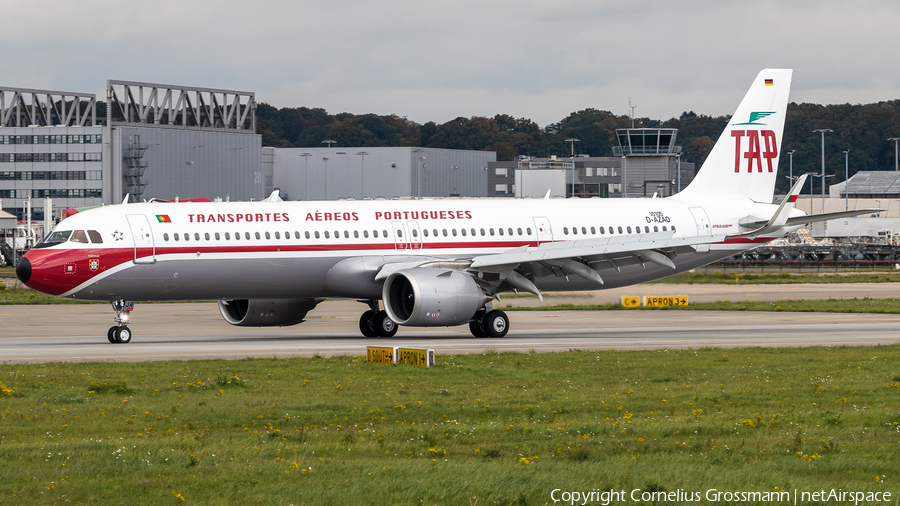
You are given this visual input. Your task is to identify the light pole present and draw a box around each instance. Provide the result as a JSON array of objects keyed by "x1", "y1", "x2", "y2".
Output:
[
  {"x1": 787, "y1": 150, "x2": 795, "y2": 187},
  {"x1": 300, "y1": 152, "x2": 311, "y2": 200},
  {"x1": 843, "y1": 149, "x2": 850, "y2": 211},
  {"x1": 675, "y1": 153, "x2": 681, "y2": 193},
  {"x1": 321, "y1": 139, "x2": 336, "y2": 148},
  {"x1": 621, "y1": 155, "x2": 627, "y2": 198},
  {"x1": 357, "y1": 151, "x2": 368, "y2": 199},
  {"x1": 811, "y1": 173, "x2": 833, "y2": 214},
  {"x1": 412, "y1": 148, "x2": 425, "y2": 199},
  {"x1": 813, "y1": 128, "x2": 832, "y2": 210},
  {"x1": 888, "y1": 137, "x2": 900, "y2": 171},
  {"x1": 322, "y1": 157, "x2": 329, "y2": 200},
  {"x1": 565, "y1": 138, "x2": 579, "y2": 197}
]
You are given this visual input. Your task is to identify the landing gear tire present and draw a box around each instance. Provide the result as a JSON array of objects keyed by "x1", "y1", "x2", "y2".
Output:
[
  {"x1": 484, "y1": 310, "x2": 509, "y2": 338},
  {"x1": 107, "y1": 327, "x2": 118, "y2": 344},
  {"x1": 469, "y1": 310, "x2": 488, "y2": 338},
  {"x1": 359, "y1": 310, "x2": 377, "y2": 338},
  {"x1": 114, "y1": 326, "x2": 133, "y2": 344},
  {"x1": 372, "y1": 310, "x2": 398, "y2": 337}
]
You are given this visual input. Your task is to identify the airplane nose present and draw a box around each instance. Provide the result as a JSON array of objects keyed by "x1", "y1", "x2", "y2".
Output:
[{"x1": 16, "y1": 256, "x2": 32, "y2": 284}]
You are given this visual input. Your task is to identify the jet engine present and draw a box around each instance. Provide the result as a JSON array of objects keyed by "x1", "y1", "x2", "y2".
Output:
[
  {"x1": 217, "y1": 298, "x2": 319, "y2": 327},
  {"x1": 382, "y1": 268, "x2": 485, "y2": 327}
]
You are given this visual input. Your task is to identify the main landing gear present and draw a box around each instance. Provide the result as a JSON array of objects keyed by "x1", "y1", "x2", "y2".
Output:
[
  {"x1": 358, "y1": 300, "x2": 398, "y2": 338},
  {"x1": 468, "y1": 308, "x2": 509, "y2": 338},
  {"x1": 107, "y1": 300, "x2": 135, "y2": 344}
]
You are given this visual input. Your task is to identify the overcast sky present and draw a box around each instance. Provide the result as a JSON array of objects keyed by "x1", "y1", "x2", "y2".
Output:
[{"x1": 4, "y1": 0, "x2": 900, "y2": 127}]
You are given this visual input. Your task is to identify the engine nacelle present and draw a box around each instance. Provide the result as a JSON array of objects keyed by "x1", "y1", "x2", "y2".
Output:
[
  {"x1": 383, "y1": 268, "x2": 485, "y2": 326},
  {"x1": 218, "y1": 298, "x2": 319, "y2": 327}
]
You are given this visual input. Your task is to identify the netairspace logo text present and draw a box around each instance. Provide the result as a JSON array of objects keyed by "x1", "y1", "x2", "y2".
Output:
[{"x1": 550, "y1": 488, "x2": 892, "y2": 505}]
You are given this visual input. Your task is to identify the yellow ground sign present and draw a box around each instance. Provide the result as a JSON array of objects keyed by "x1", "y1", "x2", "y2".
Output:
[
  {"x1": 643, "y1": 296, "x2": 688, "y2": 307},
  {"x1": 397, "y1": 348, "x2": 435, "y2": 367},
  {"x1": 620, "y1": 296, "x2": 641, "y2": 308},
  {"x1": 366, "y1": 346, "x2": 397, "y2": 365}
]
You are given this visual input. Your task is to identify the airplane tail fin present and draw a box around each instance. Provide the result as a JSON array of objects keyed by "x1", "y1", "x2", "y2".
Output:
[{"x1": 676, "y1": 69, "x2": 793, "y2": 204}]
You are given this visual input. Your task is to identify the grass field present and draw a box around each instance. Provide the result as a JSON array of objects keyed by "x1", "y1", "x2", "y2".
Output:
[
  {"x1": 1, "y1": 347, "x2": 898, "y2": 505},
  {"x1": 650, "y1": 271, "x2": 900, "y2": 284},
  {"x1": 502, "y1": 298, "x2": 900, "y2": 314}
]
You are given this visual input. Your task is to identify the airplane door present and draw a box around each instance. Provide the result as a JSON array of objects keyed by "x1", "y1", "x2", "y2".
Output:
[
  {"x1": 407, "y1": 221, "x2": 422, "y2": 250},
  {"x1": 126, "y1": 214, "x2": 156, "y2": 264},
  {"x1": 689, "y1": 207, "x2": 712, "y2": 236},
  {"x1": 392, "y1": 221, "x2": 408, "y2": 250},
  {"x1": 533, "y1": 216, "x2": 553, "y2": 245}
]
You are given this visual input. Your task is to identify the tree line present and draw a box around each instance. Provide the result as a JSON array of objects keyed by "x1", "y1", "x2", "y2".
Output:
[{"x1": 257, "y1": 100, "x2": 900, "y2": 194}]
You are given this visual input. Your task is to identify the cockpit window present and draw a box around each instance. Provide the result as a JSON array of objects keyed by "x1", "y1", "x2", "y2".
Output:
[
  {"x1": 70, "y1": 230, "x2": 89, "y2": 243},
  {"x1": 87, "y1": 230, "x2": 103, "y2": 243},
  {"x1": 34, "y1": 230, "x2": 72, "y2": 248}
]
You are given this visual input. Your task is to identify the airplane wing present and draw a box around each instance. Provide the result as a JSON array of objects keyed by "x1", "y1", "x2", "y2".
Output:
[{"x1": 464, "y1": 232, "x2": 726, "y2": 299}]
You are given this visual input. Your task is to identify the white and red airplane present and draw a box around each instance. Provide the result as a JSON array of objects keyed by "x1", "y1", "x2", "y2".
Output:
[{"x1": 15, "y1": 69, "x2": 873, "y2": 343}]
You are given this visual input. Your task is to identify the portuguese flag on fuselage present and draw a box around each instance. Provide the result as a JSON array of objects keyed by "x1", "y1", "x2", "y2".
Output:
[{"x1": 156, "y1": 215, "x2": 173, "y2": 223}]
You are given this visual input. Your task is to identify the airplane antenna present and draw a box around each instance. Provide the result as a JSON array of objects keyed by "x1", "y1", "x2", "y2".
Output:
[{"x1": 121, "y1": 194, "x2": 130, "y2": 205}]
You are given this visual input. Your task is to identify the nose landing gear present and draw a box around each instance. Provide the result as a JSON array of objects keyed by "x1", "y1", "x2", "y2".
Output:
[{"x1": 107, "y1": 300, "x2": 135, "y2": 344}]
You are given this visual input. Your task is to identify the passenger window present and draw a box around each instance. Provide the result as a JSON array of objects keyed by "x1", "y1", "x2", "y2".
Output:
[
  {"x1": 324, "y1": 231, "x2": 330, "y2": 239},
  {"x1": 174, "y1": 233, "x2": 180, "y2": 241},
  {"x1": 672, "y1": 226, "x2": 676, "y2": 233},
  {"x1": 373, "y1": 230, "x2": 378, "y2": 238},
  {"x1": 87, "y1": 230, "x2": 103, "y2": 243},
  {"x1": 397, "y1": 229, "x2": 403, "y2": 238},
  {"x1": 163, "y1": 233, "x2": 169, "y2": 241},
  {"x1": 334, "y1": 230, "x2": 339, "y2": 238},
  {"x1": 244, "y1": 232, "x2": 250, "y2": 240},
  {"x1": 452, "y1": 229, "x2": 457, "y2": 236},
  {"x1": 265, "y1": 232, "x2": 270, "y2": 239},
  {"x1": 626, "y1": 226, "x2": 632, "y2": 234},
  {"x1": 617, "y1": 226, "x2": 623, "y2": 234},
  {"x1": 215, "y1": 232, "x2": 221, "y2": 240},
  {"x1": 572, "y1": 227, "x2": 577, "y2": 235},
  {"x1": 363, "y1": 230, "x2": 369, "y2": 238},
  {"x1": 71, "y1": 230, "x2": 89, "y2": 243},
  {"x1": 255, "y1": 232, "x2": 261, "y2": 240},
  {"x1": 517, "y1": 228, "x2": 522, "y2": 235},
  {"x1": 354, "y1": 230, "x2": 359, "y2": 238},
  {"x1": 563, "y1": 227, "x2": 569, "y2": 235},
  {"x1": 582, "y1": 227, "x2": 587, "y2": 235},
  {"x1": 471, "y1": 228, "x2": 476, "y2": 236},
  {"x1": 343, "y1": 231, "x2": 349, "y2": 239},
  {"x1": 205, "y1": 233, "x2": 210, "y2": 240},
  {"x1": 315, "y1": 231, "x2": 320, "y2": 239},
  {"x1": 526, "y1": 227, "x2": 532, "y2": 235},
  {"x1": 508, "y1": 228, "x2": 513, "y2": 236},
  {"x1": 383, "y1": 230, "x2": 388, "y2": 238},
  {"x1": 295, "y1": 231, "x2": 301, "y2": 239},
  {"x1": 599, "y1": 227, "x2": 605, "y2": 234},
  {"x1": 412, "y1": 229, "x2": 418, "y2": 237},
  {"x1": 461, "y1": 228, "x2": 467, "y2": 236},
  {"x1": 480, "y1": 228, "x2": 485, "y2": 236},
  {"x1": 489, "y1": 228, "x2": 495, "y2": 236},
  {"x1": 193, "y1": 233, "x2": 199, "y2": 241},
  {"x1": 590, "y1": 227, "x2": 595, "y2": 234},
  {"x1": 275, "y1": 232, "x2": 280, "y2": 239},
  {"x1": 225, "y1": 232, "x2": 230, "y2": 240},
  {"x1": 184, "y1": 233, "x2": 190, "y2": 241},
  {"x1": 498, "y1": 228, "x2": 504, "y2": 236},
  {"x1": 442, "y1": 229, "x2": 448, "y2": 237},
  {"x1": 233, "y1": 232, "x2": 239, "y2": 240},
  {"x1": 433, "y1": 229, "x2": 438, "y2": 237}
]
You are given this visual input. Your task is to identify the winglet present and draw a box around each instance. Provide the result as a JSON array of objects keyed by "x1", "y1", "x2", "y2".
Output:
[{"x1": 739, "y1": 173, "x2": 807, "y2": 236}]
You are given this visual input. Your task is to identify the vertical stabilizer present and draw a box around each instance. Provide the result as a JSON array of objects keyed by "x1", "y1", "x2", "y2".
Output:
[{"x1": 677, "y1": 69, "x2": 793, "y2": 203}]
